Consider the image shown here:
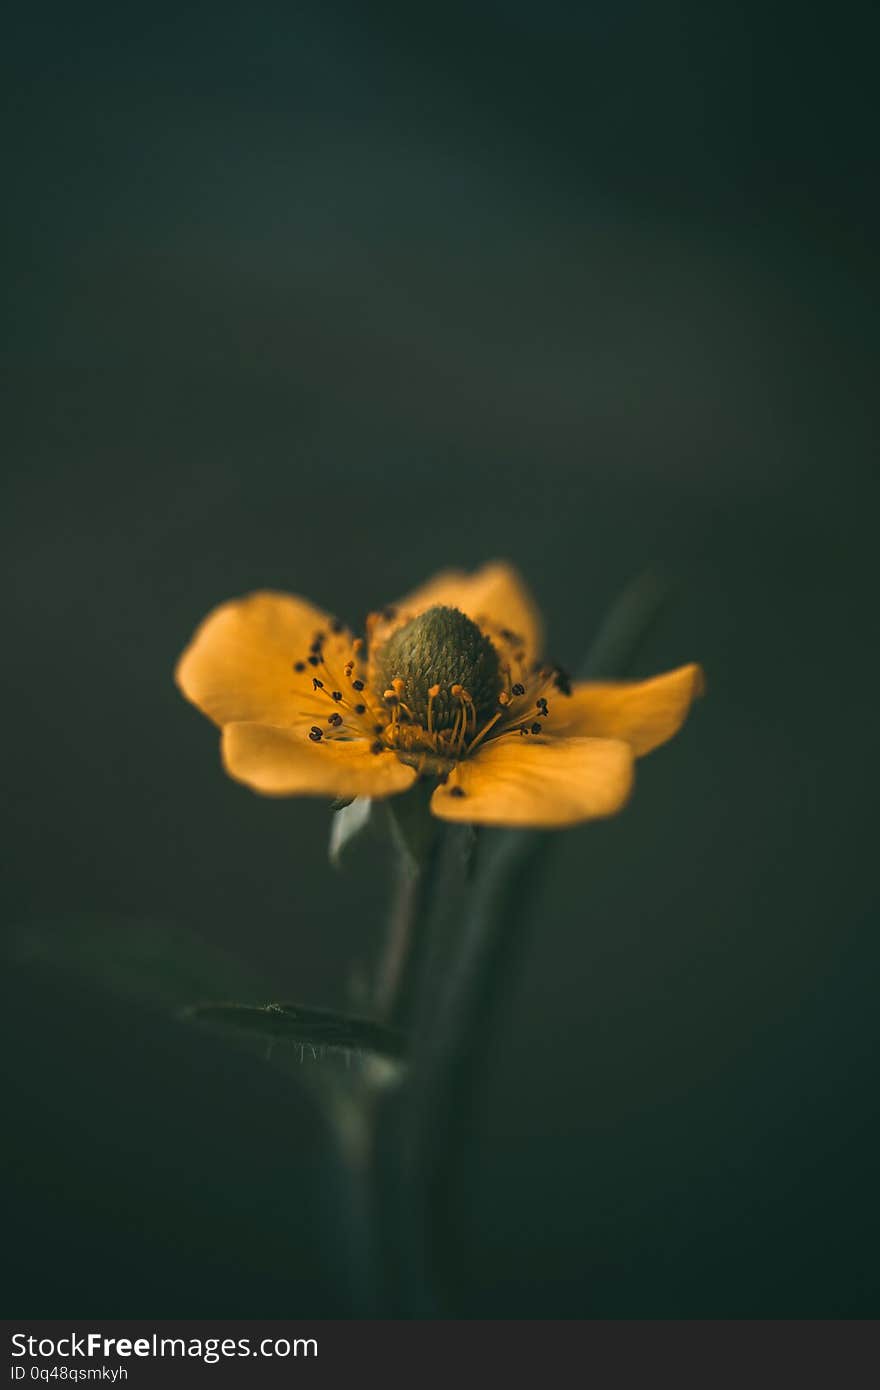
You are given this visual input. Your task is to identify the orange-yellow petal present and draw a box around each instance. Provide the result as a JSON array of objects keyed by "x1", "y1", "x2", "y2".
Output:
[
  {"x1": 430, "y1": 735, "x2": 633, "y2": 827},
  {"x1": 176, "y1": 591, "x2": 352, "y2": 728},
  {"x1": 221, "y1": 723, "x2": 417, "y2": 799},
  {"x1": 377, "y1": 561, "x2": 543, "y2": 660},
  {"x1": 547, "y1": 663, "x2": 705, "y2": 757}
]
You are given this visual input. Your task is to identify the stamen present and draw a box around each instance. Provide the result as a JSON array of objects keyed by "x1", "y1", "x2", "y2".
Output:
[
  {"x1": 370, "y1": 739, "x2": 384, "y2": 754},
  {"x1": 293, "y1": 661, "x2": 306, "y2": 672},
  {"x1": 449, "y1": 704, "x2": 463, "y2": 749},
  {"x1": 382, "y1": 688, "x2": 402, "y2": 738},
  {"x1": 328, "y1": 713, "x2": 343, "y2": 727},
  {"x1": 457, "y1": 692, "x2": 472, "y2": 754},
  {"x1": 458, "y1": 686, "x2": 472, "y2": 733},
  {"x1": 426, "y1": 683, "x2": 440, "y2": 734},
  {"x1": 308, "y1": 726, "x2": 323, "y2": 742},
  {"x1": 467, "y1": 710, "x2": 502, "y2": 755},
  {"x1": 511, "y1": 682, "x2": 525, "y2": 697}
]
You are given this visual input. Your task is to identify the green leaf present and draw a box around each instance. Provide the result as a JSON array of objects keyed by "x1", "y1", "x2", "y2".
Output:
[{"x1": 184, "y1": 1001, "x2": 407, "y2": 1064}]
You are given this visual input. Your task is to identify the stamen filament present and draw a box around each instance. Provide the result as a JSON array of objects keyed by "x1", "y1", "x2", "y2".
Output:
[
  {"x1": 426, "y1": 683, "x2": 440, "y2": 735},
  {"x1": 466, "y1": 710, "x2": 502, "y2": 754}
]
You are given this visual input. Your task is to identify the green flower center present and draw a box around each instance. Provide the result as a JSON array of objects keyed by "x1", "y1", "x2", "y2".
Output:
[{"x1": 374, "y1": 605, "x2": 501, "y2": 731}]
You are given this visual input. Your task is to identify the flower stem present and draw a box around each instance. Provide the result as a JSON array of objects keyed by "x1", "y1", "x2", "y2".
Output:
[
  {"x1": 368, "y1": 573, "x2": 670, "y2": 1314},
  {"x1": 374, "y1": 855, "x2": 427, "y2": 1021},
  {"x1": 399, "y1": 571, "x2": 670, "y2": 1311}
]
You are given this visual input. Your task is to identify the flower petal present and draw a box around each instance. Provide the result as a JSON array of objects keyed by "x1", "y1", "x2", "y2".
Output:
[
  {"x1": 222, "y1": 723, "x2": 418, "y2": 799},
  {"x1": 175, "y1": 591, "x2": 353, "y2": 728},
  {"x1": 430, "y1": 735, "x2": 633, "y2": 827},
  {"x1": 378, "y1": 561, "x2": 543, "y2": 659},
  {"x1": 547, "y1": 663, "x2": 705, "y2": 757}
]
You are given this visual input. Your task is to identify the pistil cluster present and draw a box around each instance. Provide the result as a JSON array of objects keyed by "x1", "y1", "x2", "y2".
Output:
[{"x1": 295, "y1": 604, "x2": 570, "y2": 777}]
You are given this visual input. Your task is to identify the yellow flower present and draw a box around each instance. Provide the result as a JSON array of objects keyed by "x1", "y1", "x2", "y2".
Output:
[{"x1": 175, "y1": 562, "x2": 703, "y2": 828}]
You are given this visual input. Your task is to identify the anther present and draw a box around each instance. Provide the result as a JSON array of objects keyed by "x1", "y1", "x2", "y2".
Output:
[
  {"x1": 451, "y1": 683, "x2": 463, "y2": 698},
  {"x1": 531, "y1": 722, "x2": 542, "y2": 735},
  {"x1": 553, "y1": 667, "x2": 572, "y2": 696},
  {"x1": 498, "y1": 690, "x2": 510, "y2": 706},
  {"x1": 428, "y1": 683, "x2": 441, "y2": 698},
  {"x1": 352, "y1": 679, "x2": 365, "y2": 691},
  {"x1": 511, "y1": 683, "x2": 525, "y2": 697},
  {"x1": 308, "y1": 726, "x2": 323, "y2": 742},
  {"x1": 344, "y1": 661, "x2": 355, "y2": 678},
  {"x1": 383, "y1": 690, "x2": 399, "y2": 706},
  {"x1": 450, "y1": 786, "x2": 466, "y2": 798},
  {"x1": 370, "y1": 740, "x2": 384, "y2": 755},
  {"x1": 391, "y1": 678, "x2": 406, "y2": 696},
  {"x1": 331, "y1": 691, "x2": 343, "y2": 702},
  {"x1": 312, "y1": 677, "x2": 324, "y2": 690},
  {"x1": 328, "y1": 713, "x2": 343, "y2": 727},
  {"x1": 293, "y1": 661, "x2": 306, "y2": 672},
  {"x1": 308, "y1": 654, "x2": 321, "y2": 667},
  {"x1": 354, "y1": 703, "x2": 366, "y2": 715},
  {"x1": 373, "y1": 723, "x2": 385, "y2": 735},
  {"x1": 536, "y1": 697, "x2": 549, "y2": 716}
]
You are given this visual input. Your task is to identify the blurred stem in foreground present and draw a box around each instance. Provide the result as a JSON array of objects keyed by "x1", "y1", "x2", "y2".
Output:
[{"x1": 374, "y1": 571, "x2": 669, "y2": 1314}]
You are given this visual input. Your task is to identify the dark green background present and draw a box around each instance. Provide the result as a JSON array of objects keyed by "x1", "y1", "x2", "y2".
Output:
[{"x1": 3, "y1": 3, "x2": 877, "y2": 1315}]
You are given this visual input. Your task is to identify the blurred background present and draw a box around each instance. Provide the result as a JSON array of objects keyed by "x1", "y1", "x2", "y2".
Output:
[{"x1": 3, "y1": 2, "x2": 877, "y2": 1316}]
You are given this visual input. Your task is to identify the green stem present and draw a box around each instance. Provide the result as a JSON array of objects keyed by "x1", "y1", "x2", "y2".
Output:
[
  {"x1": 401, "y1": 571, "x2": 670, "y2": 1312},
  {"x1": 374, "y1": 857, "x2": 423, "y2": 1019}
]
